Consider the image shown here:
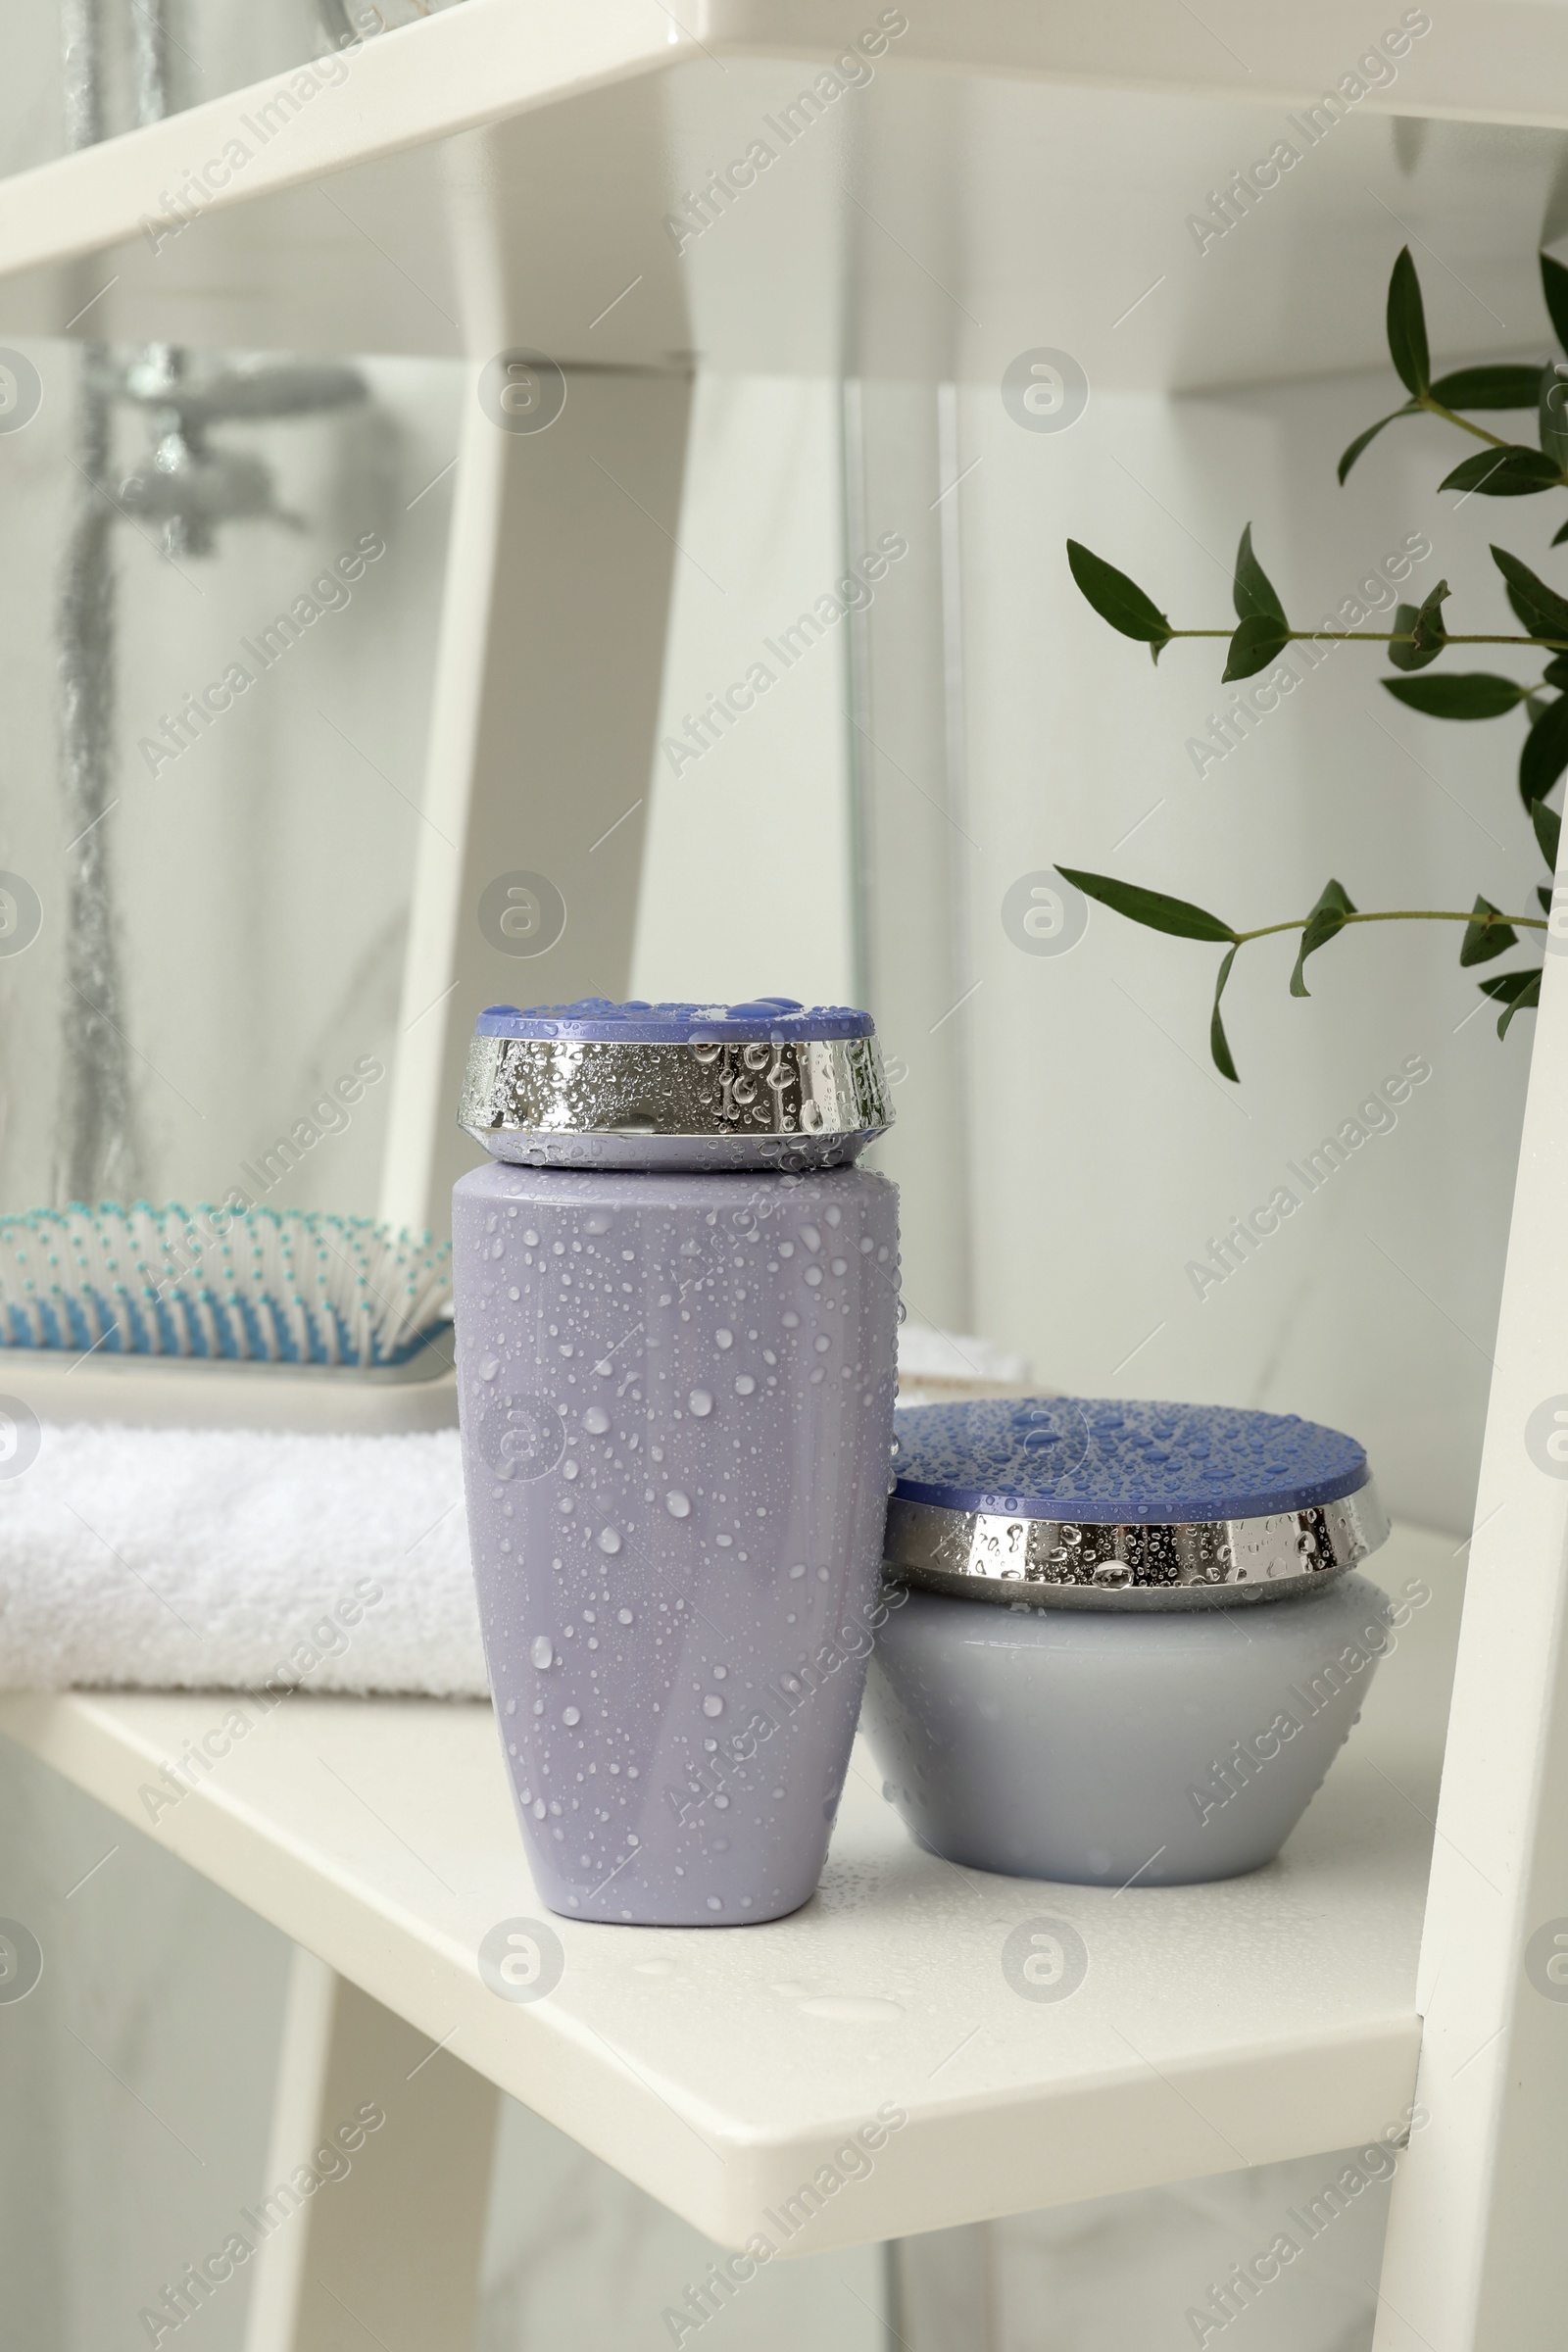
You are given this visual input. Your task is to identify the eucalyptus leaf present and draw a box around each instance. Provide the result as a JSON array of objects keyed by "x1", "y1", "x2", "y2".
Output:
[
  {"x1": 1232, "y1": 523, "x2": 1287, "y2": 625},
  {"x1": 1386, "y1": 592, "x2": 1446, "y2": 672},
  {"x1": 1387, "y1": 248, "x2": 1430, "y2": 397},
  {"x1": 1337, "y1": 406, "x2": 1417, "y2": 484},
  {"x1": 1223, "y1": 612, "x2": 1291, "y2": 681},
  {"x1": 1542, "y1": 251, "x2": 1568, "y2": 353},
  {"x1": 1054, "y1": 866, "x2": 1235, "y2": 944},
  {"x1": 1459, "y1": 895, "x2": 1519, "y2": 965},
  {"x1": 1440, "y1": 446, "x2": 1561, "y2": 496},
  {"x1": 1534, "y1": 797, "x2": 1562, "y2": 871},
  {"x1": 1381, "y1": 672, "x2": 1529, "y2": 718},
  {"x1": 1541, "y1": 884, "x2": 1555, "y2": 914},
  {"x1": 1541, "y1": 360, "x2": 1568, "y2": 467},
  {"x1": 1410, "y1": 579, "x2": 1450, "y2": 657},
  {"x1": 1519, "y1": 693, "x2": 1568, "y2": 805},
  {"x1": 1430, "y1": 364, "x2": 1544, "y2": 410},
  {"x1": 1480, "y1": 969, "x2": 1543, "y2": 1002},
  {"x1": 1485, "y1": 967, "x2": 1543, "y2": 1038},
  {"x1": 1290, "y1": 879, "x2": 1356, "y2": 999},
  {"x1": 1554, "y1": 517, "x2": 1568, "y2": 547},
  {"x1": 1210, "y1": 946, "x2": 1241, "y2": 1082},
  {"x1": 1065, "y1": 541, "x2": 1173, "y2": 653},
  {"x1": 1545, "y1": 656, "x2": 1568, "y2": 688},
  {"x1": 1492, "y1": 546, "x2": 1568, "y2": 644}
]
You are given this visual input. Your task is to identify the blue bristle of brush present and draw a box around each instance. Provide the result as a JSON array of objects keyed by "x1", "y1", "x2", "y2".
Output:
[{"x1": 0, "y1": 1203, "x2": 452, "y2": 1368}]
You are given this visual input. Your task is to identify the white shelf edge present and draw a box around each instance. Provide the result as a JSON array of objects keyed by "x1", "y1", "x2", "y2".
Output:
[
  {"x1": 0, "y1": 1524, "x2": 1455, "y2": 2254},
  {"x1": 3, "y1": 1, "x2": 1568, "y2": 321}
]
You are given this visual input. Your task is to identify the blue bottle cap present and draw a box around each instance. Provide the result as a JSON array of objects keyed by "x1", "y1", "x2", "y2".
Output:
[
  {"x1": 474, "y1": 998, "x2": 875, "y2": 1045},
  {"x1": 892, "y1": 1396, "x2": 1371, "y2": 1523}
]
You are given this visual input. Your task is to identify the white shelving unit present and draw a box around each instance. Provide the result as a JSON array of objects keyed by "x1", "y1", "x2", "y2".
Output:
[
  {"x1": 0, "y1": 1525, "x2": 1458, "y2": 2252},
  {"x1": 4, "y1": 8, "x2": 1568, "y2": 2345}
]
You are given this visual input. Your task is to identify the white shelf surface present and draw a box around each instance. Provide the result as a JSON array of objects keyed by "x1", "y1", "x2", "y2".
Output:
[
  {"x1": 0, "y1": 1523, "x2": 1461, "y2": 2253},
  {"x1": 0, "y1": 2, "x2": 1565, "y2": 378}
]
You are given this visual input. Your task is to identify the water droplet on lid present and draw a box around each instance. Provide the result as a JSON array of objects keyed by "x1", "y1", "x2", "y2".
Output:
[
  {"x1": 563, "y1": 1706, "x2": 581, "y2": 1726},
  {"x1": 665, "y1": 1491, "x2": 691, "y2": 1518},
  {"x1": 735, "y1": 1375, "x2": 756, "y2": 1396},
  {"x1": 706, "y1": 1896, "x2": 723, "y2": 1911},
  {"x1": 523, "y1": 1230, "x2": 540, "y2": 1248},
  {"x1": 800, "y1": 1226, "x2": 821, "y2": 1250},
  {"x1": 703, "y1": 1693, "x2": 724, "y2": 1717},
  {"x1": 479, "y1": 1358, "x2": 499, "y2": 1381},
  {"x1": 715, "y1": 1329, "x2": 734, "y2": 1349},
  {"x1": 598, "y1": 1528, "x2": 622, "y2": 1554},
  {"x1": 531, "y1": 1636, "x2": 554, "y2": 1670},
  {"x1": 788, "y1": 1563, "x2": 806, "y2": 1579},
  {"x1": 618, "y1": 1607, "x2": 634, "y2": 1624},
  {"x1": 688, "y1": 1389, "x2": 713, "y2": 1417},
  {"x1": 583, "y1": 1406, "x2": 610, "y2": 1434},
  {"x1": 584, "y1": 1214, "x2": 611, "y2": 1234}
]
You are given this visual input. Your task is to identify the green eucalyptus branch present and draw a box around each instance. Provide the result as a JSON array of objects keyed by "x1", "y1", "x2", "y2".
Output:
[
  {"x1": 1055, "y1": 242, "x2": 1568, "y2": 1074},
  {"x1": 1056, "y1": 868, "x2": 1549, "y2": 1081}
]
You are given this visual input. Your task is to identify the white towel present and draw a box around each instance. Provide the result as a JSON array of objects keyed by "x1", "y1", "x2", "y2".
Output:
[
  {"x1": 0, "y1": 1425, "x2": 487, "y2": 1696},
  {"x1": 0, "y1": 1331, "x2": 1039, "y2": 1694}
]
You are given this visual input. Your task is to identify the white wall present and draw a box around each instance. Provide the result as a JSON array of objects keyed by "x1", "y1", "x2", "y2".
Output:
[
  {"x1": 631, "y1": 373, "x2": 858, "y2": 1011},
  {"x1": 953, "y1": 364, "x2": 1535, "y2": 1536}
]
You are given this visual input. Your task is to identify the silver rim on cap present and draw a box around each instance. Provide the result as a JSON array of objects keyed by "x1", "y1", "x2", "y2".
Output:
[
  {"x1": 883, "y1": 1482, "x2": 1390, "y2": 1611},
  {"x1": 459, "y1": 1000, "x2": 892, "y2": 1168}
]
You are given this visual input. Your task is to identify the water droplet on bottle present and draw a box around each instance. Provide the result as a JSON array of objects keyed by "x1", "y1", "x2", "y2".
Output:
[
  {"x1": 800, "y1": 1225, "x2": 821, "y2": 1251},
  {"x1": 618, "y1": 1607, "x2": 634, "y2": 1624},
  {"x1": 703, "y1": 1693, "x2": 724, "y2": 1717},
  {"x1": 735, "y1": 1374, "x2": 756, "y2": 1396},
  {"x1": 584, "y1": 1214, "x2": 611, "y2": 1234},
  {"x1": 805, "y1": 1265, "x2": 823, "y2": 1287},
  {"x1": 665, "y1": 1491, "x2": 691, "y2": 1518},
  {"x1": 598, "y1": 1528, "x2": 622, "y2": 1554},
  {"x1": 688, "y1": 1389, "x2": 713, "y2": 1417},
  {"x1": 564, "y1": 1706, "x2": 581, "y2": 1726},
  {"x1": 715, "y1": 1328, "x2": 734, "y2": 1349},
  {"x1": 523, "y1": 1229, "x2": 540, "y2": 1247},
  {"x1": 479, "y1": 1357, "x2": 500, "y2": 1381},
  {"x1": 706, "y1": 1895, "x2": 723, "y2": 1911},
  {"x1": 583, "y1": 1406, "x2": 610, "y2": 1434},
  {"x1": 531, "y1": 1636, "x2": 554, "y2": 1670}
]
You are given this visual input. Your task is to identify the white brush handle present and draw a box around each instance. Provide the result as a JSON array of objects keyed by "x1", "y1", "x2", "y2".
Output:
[{"x1": 0, "y1": 1350, "x2": 458, "y2": 1433}]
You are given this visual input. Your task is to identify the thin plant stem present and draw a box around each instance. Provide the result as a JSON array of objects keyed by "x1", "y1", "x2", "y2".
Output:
[
  {"x1": 1168, "y1": 630, "x2": 1568, "y2": 649},
  {"x1": 1233, "y1": 908, "x2": 1546, "y2": 947}
]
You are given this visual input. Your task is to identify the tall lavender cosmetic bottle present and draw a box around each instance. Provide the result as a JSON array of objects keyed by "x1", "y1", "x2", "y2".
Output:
[{"x1": 452, "y1": 997, "x2": 900, "y2": 1927}]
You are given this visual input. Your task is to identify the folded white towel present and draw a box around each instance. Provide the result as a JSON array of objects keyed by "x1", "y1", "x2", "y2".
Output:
[
  {"x1": 0, "y1": 1425, "x2": 487, "y2": 1696},
  {"x1": 0, "y1": 1326, "x2": 1039, "y2": 1695}
]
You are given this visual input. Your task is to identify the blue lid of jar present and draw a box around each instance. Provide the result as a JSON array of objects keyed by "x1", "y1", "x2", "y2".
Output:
[
  {"x1": 474, "y1": 997, "x2": 875, "y2": 1045},
  {"x1": 892, "y1": 1396, "x2": 1371, "y2": 1525}
]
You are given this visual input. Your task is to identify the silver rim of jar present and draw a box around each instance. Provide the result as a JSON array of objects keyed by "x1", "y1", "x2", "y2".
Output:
[
  {"x1": 881, "y1": 1480, "x2": 1390, "y2": 1610},
  {"x1": 459, "y1": 1032, "x2": 893, "y2": 1146}
]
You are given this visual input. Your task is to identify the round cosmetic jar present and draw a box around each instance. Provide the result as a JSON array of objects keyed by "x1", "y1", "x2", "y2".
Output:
[{"x1": 860, "y1": 1396, "x2": 1393, "y2": 1886}]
